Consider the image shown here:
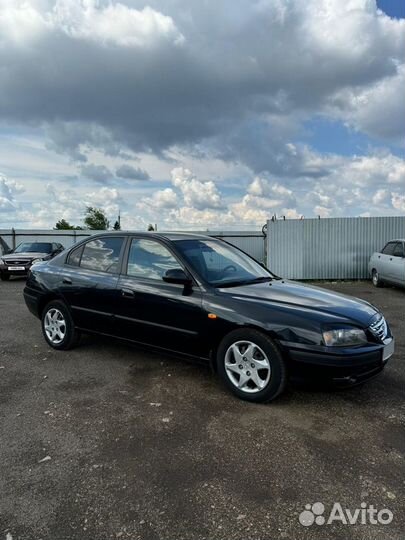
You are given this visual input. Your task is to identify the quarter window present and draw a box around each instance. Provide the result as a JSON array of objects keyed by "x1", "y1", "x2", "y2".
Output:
[
  {"x1": 127, "y1": 239, "x2": 180, "y2": 280},
  {"x1": 80, "y1": 237, "x2": 124, "y2": 273},
  {"x1": 67, "y1": 245, "x2": 83, "y2": 266}
]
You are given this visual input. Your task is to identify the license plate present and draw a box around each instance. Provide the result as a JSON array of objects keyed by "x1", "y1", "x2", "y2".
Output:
[
  {"x1": 8, "y1": 266, "x2": 25, "y2": 271},
  {"x1": 383, "y1": 338, "x2": 395, "y2": 362}
]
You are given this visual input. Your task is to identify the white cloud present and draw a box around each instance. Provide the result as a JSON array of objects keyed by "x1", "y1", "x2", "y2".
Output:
[
  {"x1": 51, "y1": 0, "x2": 184, "y2": 48},
  {"x1": 171, "y1": 167, "x2": 222, "y2": 210},
  {"x1": 392, "y1": 193, "x2": 405, "y2": 212},
  {"x1": 0, "y1": 0, "x2": 47, "y2": 46},
  {"x1": 0, "y1": 174, "x2": 24, "y2": 211},
  {"x1": 0, "y1": 0, "x2": 184, "y2": 49},
  {"x1": 138, "y1": 188, "x2": 178, "y2": 210}
]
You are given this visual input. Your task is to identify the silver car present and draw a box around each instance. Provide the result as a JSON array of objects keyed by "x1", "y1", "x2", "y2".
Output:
[{"x1": 368, "y1": 239, "x2": 405, "y2": 288}]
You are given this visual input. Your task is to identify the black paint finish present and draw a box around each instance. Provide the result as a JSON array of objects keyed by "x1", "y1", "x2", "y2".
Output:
[{"x1": 23, "y1": 232, "x2": 393, "y2": 385}]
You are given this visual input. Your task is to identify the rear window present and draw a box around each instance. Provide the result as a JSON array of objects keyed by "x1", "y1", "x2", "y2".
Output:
[{"x1": 80, "y1": 237, "x2": 124, "y2": 273}]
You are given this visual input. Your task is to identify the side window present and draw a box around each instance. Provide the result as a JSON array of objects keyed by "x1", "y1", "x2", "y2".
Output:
[
  {"x1": 80, "y1": 237, "x2": 124, "y2": 273},
  {"x1": 67, "y1": 245, "x2": 83, "y2": 266},
  {"x1": 381, "y1": 242, "x2": 396, "y2": 256},
  {"x1": 393, "y1": 242, "x2": 404, "y2": 258},
  {"x1": 127, "y1": 239, "x2": 181, "y2": 280}
]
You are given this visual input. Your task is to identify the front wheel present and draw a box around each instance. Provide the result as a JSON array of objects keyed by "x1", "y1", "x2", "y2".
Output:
[
  {"x1": 216, "y1": 329, "x2": 287, "y2": 403},
  {"x1": 41, "y1": 300, "x2": 80, "y2": 350},
  {"x1": 372, "y1": 269, "x2": 383, "y2": 288}
]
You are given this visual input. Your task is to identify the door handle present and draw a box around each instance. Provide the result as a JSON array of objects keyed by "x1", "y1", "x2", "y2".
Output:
[
  {"x1": 62, "y1": 277, "x2": 72, "y2": 285},
  {"x1": 121, "y1": 288, "x2": 135, "y2": 298}
]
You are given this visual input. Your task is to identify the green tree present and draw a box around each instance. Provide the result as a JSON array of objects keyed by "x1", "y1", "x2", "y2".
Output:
[
  {"x1": 84, "y1": 207, "x2": 110, "y2": 230},
  {"x1": 54, "y1": 219, "x2": 82, "y2": 230},
  {"x1": 147, "y1": 224, "x2": 155, "y2": 231},
  {"x1": 113, "y1": 220, "x2": 121, "y2": 230}
]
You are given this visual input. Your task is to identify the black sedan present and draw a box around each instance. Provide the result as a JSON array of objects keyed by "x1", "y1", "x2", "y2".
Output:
[
  {"x1": 0, "y1": 242, "x2": 64, "y2": 281},
  {"x1": 23, "y1": 232, "x2": 394, "y2": 402}
]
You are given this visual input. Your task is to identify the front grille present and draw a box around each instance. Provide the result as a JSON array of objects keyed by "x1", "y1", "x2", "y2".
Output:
[
  {"x1": 5, "y1": 260, "x2": 30, "y2": 265},
  {"x1": 369, "y1": 315, "x2": 388, "y2": 342}
]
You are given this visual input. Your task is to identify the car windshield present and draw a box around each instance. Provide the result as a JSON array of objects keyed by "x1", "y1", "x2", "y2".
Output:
[
  {"x1": 14, "y1": 242, "x2": 53, "y2": 254},
  {"x1": 175, "y1": 238, "x2": 273, "y2": 286}
]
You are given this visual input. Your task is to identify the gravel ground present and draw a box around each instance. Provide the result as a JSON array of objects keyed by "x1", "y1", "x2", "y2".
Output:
[{"x1": 0, "y1": 279, "x2": 404, "y2": 540}]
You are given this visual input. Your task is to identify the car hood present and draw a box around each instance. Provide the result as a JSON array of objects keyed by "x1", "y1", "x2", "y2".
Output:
[
  {"x1": 2, "y1": 251, "x2": 49, "y2": 260},
  {"x1": 219, "y1": 279, "x2": 378, "y2": 326}
]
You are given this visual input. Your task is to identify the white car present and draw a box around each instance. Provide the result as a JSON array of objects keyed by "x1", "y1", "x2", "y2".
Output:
[{"x1": 368, "y1": 239, "x2": 405, "y2": 288}]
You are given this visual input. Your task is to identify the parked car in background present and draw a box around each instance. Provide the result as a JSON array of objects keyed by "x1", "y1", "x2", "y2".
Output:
[
  {"x1": 0, "y1": 242, "x2": 64, "y2": 281},
  {"x1": 369, "y1": 239, "x2": 405, "y2": 288},
  {"x1": 23, "y1": 232, "x2": 394, "y2": 403}
]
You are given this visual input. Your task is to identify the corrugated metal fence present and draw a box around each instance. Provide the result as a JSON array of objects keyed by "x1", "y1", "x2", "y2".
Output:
[
  {"x1": 267, "y1": 216, "x2": 405, "y2": 279},
  {"x1": 0, "y1": 229, "x2": 266, "y2": 263}
]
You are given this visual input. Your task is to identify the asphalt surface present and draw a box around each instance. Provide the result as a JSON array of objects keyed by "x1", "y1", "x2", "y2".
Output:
[{"x1": 0, "y1": 279, "x2": 404, "y2": 540}]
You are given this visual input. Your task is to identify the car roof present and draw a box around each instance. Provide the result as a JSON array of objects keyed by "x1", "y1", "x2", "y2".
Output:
[
  {"x1": 386, "y1": 239, "x2": 405, "y2": 242},
  {"x1": 87, "y1": 231, "x2": 217, "y2": 241}
]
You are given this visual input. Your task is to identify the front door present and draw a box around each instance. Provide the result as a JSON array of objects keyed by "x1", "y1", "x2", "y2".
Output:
[
  {"x1": 115, "y1": 237, "x2": 205, "y2": 357},
  {"x1": 389, "y1": 242, "x2": 405, "y2": 286},
  {"x1": 378, "y1": 241, "x2": 397, "y2": 281}
]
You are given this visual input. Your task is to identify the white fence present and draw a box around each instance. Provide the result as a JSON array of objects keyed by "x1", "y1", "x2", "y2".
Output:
[{"x1": 267, "y1": 216, "x2": 405, "y2": 280}]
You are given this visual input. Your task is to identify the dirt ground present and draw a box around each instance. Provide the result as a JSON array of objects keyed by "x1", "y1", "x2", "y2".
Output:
[{"x1": 0, "y1": 279, "x2": 403, "y2": 540}]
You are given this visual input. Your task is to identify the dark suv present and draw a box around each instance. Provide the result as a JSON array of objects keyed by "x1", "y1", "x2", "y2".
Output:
[
  {"x1": 23, "y1": 232, "x2": 394, "y2": 402},
  {"x1": 1, "y1": 242, "x2": 64, "y2": 280}
]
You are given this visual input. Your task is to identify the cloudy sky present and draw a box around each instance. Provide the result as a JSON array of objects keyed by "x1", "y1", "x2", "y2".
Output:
[{"x1": 0, "y1": 0, "x2": 404, "y2": 230}]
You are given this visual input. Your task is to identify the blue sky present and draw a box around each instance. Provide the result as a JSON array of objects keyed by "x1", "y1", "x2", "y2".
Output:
[
  {"x1": 0, "y1": 0, "x2": 404, "y2": 230},
  {"x1": 377, "y1": 0, "x2": 405, "y2": 18}
]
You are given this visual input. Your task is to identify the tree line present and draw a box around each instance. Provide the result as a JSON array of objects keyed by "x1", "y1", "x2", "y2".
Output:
[{"x1": 54, "y1": 207, "x2": 155, "y2": 231}]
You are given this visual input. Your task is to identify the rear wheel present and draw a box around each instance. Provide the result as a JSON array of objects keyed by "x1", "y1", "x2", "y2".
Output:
[
  {"x1": 0, "y1": 273, "x2": 10, "y2": 281},
  {"x1": 372, "y1": 269, "x2": 383, "y2": 288},
  {"x1": 216, "y1": 329, "x2": 287, "y2": 403},
  {"x1": 41, "y1": 300, "x2": 80, "y2": 350}
]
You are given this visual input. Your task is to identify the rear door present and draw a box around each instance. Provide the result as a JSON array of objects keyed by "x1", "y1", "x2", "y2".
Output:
[
  {"x1": 115, "y1": 237, "x2": 205, "y2": 357},
  {"x1": 59, "y1": 236, "x2": 126, "y2": 334}
]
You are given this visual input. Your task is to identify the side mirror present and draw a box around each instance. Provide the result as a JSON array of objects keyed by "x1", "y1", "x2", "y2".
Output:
[{"x1": 163, "y1": 268, "x2": 192, "y2": 286}]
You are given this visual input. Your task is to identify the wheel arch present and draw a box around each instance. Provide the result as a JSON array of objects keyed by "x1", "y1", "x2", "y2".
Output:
[
  {"x1": 38, "y1": 292, "x2": 66, "y2": 318},
  {"x1": 208, "y1": 323, "x2": 282, "y2": 373}
]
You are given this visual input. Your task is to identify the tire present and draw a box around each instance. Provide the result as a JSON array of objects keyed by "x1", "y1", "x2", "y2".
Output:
[
  {"x1": 41, "y1": 300, "x2": 80, "y2": 350},
  {"x1": 216, "y1": 328, "x2": 287, "y2": 403},
  {"x1": 372, "y1": 269, "x2": 383, "y2": 288},
  {"x1": 0, "y1": 273, "x2": 10, "y2": 281}
]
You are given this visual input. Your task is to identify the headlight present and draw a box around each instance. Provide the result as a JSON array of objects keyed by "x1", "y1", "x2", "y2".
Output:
[
  {"x1": 31, "y1": 258, "x2": 44, "y2": 265},
  {"x1": 323, "y1": 327, "x2": 367, "y2": 347}
]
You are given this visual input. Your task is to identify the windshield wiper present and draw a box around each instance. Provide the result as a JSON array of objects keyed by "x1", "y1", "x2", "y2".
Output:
[{"x1": 215, "y1": 276, "x2": 273, "y2": 288}]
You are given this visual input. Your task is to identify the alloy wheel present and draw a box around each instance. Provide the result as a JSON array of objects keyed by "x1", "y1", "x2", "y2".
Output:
[
  {"x1": 44, "y1": 308, "x2": 66, "y2": 345},
  {"x1": 224, "y1": 340, "x2": 271, "y2": 393}
]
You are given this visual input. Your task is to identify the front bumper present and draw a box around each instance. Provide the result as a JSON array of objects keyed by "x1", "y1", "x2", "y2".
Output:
[
  {"x1": 0, "y1": 263, "x2": 30, "y2": 276},
  {"x1": 284, "y1": 338, "x2": 394, "y2": 387}
]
